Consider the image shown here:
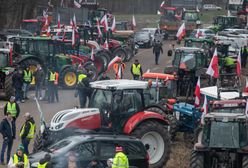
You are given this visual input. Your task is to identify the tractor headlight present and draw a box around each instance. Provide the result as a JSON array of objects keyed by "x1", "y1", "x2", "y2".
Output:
[{"x1": 196, "y1": 20, "x2": 201, "y2": 25}]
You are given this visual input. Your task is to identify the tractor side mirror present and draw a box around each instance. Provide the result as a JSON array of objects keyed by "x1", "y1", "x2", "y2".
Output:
[{"x1": 167, "y1": 50, "x2": 172, "y2": 57}]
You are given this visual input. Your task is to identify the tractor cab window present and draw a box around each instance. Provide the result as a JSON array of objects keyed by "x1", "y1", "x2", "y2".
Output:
[
  {"x1": 37, "y1": 41, "x2": 49, "y2": 56},
  {"x1": 195, "y1": 52, "x2": 205, "y2": 68},
  {"x1": 90, "y1": 89, "x2": 112, "y2": 113},
  {"x1": 183, "y1": 12, "x2": 198, "y2": 21},
  {"x1": 174, "y1": 51, "x2": 196, "y2": 70},
  {"x1": 143, "y1": 88, "x2": 156, "y2": 106},
  {"x1": 120, "y1": 90, "x2": 143, "y2": 113},
  {"x1": 0, "y1": 52, "x2": 8, "y2": 67}
]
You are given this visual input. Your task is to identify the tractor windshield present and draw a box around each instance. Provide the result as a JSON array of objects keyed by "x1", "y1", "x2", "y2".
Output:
[
  {"x1": 183, "y1": 12, "x2": 199, "y2": 21},
  {"x1": 0, "y1": 52, "x2": 9, "y2": 67},
  {"x1": 185, "y1": 41, "x2": 211, "y2": 50},
  {"x1": 173, "y1": 51, "x2": 196, "y2": 70},
  {"x1": 90, "y1": 89, "x2": 112, "y2": 113}
]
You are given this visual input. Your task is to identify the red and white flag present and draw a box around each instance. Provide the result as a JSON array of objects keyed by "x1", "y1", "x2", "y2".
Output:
[
  {"x1": 70, "y1": 18, "x2": 73, "y2": 27},
  {"x1": 90, "y1": 48, "x2": 94, "y2": 61},
  {"x1": 117, "y1": 65, "x2": 122, "y2": 79},
  {"x1": 206, "y1": 48, "x2": 219, "y2": 78},
  {"x1": 160, "y1": 1, "x2": 165, "y2": 7},
  {"x1": 74, "y1": 0, "x2": 81, "y2": 8},
  {"x1": 196, "y1": 5, "x2": 200, "y2": 12},
  {"x1": 246, "y1": 99, "x2": 248, "y2": 117},
  {"x1": 46, "y1": 26, "x2": 51, "y2": 36},
  {"x1": 72, "y1": 28, "x2": 75, "y2": 47},
  {"x1": 111, "y1": 16, "x2": 116, "y2": 32},
  {"x1": 107, "y1": 56, "x2": 122, "y2": 72},
  {"x1": 102, "y1": 39, "x2": 109, "y2": 50},
  {"x1": 245, "y1": 78, "x2": 248, "y2": 92},
  {"x1": 57, "y1": 13, "x2": 61, "y2": 28},
  {"x1": 176, "y1": 22, "x2": 186, "y2": 41},
  {"x1": 96, "y1": 18, "x2": 102, "y2": 37},
  {"x1": 195, "y1": 29, "x2": 202, "y2": 38},
  {"x1": 236, "y1": 49, "x2": 241, "y2": 76},
  {"x1": 132, "y1": 15, "x2": 136, "y2": 28},
  {"x1": 100, "y1": 15, "x2": 108, "y2": 32},
  {"x1": 201, "y1": 95, "x2": 208, "y2": 125},
  {"x1": 72, "y1": 14, "x2": 77, "y2": 28},
  {"x1": 194, "y1": 77, "x2": 201, "y2": 107}
]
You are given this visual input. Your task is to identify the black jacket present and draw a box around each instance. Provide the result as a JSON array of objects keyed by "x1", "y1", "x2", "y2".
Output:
[
  {"x1": 39, "y1": 158, "x2": 52, "y2": 168},
  {"x1": 34, "y1": 68, "x2": 45, "y2": 84},
  {"x1": 4, "y1": 102, "x2": 20, "y2": 118},
  {"x1": 153, "y1": 43, "x2": 163, "y2": 54},
  {"x1": 12, "y1": 72, "x2": 24, "y2": 89},
  {"x1": 0, "y1": 118, "x2": 16, "y2": 139},
  {"x1": 20, "y1": 117, "x2": 35, "y2": 139}
]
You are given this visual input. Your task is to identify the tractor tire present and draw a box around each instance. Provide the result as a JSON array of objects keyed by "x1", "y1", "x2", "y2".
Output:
[
  {"x1": 190, "y1": 150, "x2": 204, "y2": 168},
  {"x1": 131, "y1": 121, "x2": 171, "y2": 168},
  {"x1": 84, "y1": 63, "x2": 98, "y2": 81},
  {"x1": 242, "y1": 155, "x2": 248, "y2": 168},
  {"x1": 33, "y1": 131, "x2": 45, "y2": 153},
  {"x1": 124, "y1": 47, "x2": 133, "y2": 62},
  {"x1": 60, "y1": 67, "x2": 77, "y2": 89},
  {"x1": 113, "y1": 48, "x2": 127, "y2": 62},
  {"x1": 146, "y1": 107, "x2": 178, "y2": 140},
  {"x1": 4, "y1": 74, "x2": 14, "y2": 100}
]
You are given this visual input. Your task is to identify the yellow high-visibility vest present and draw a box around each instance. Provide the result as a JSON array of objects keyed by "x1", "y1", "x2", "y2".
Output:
[
  {"x1": 132, "y1": 64, "x2": 141, "y2": 75},
  {"x1": 38, "y1": 162, "x2": 48, "y2": 168},
  {"x1": 78, "y1": 74, "x2": 87, "y2": 84},
  {"x1": 23, "y1": 70, "x2": 32, "y2": 82},
  {"x1": 13, "y1": 153, "x2": 29, "y2": 168},
  {"x1": 112, "y1": 152, "x2": 129, "y2": 168},
  {"x1": 20, "y1": 121, "x2": 36, "y2": 139},
  {"x1": 49, "y1": 72, "x2": 56, "y2": 81},
  {"x1": 7, "y1": 102, "x2": 17, "y2": 117}
]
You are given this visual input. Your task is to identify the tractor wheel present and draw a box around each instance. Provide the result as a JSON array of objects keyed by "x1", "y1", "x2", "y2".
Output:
[
  {"x1": 4, "y1": 74, "x2": 14, "y2": 100},
  {"x1": 146, "y1": 107, "x2": 178, "y2": 140},
  {"x1": 33, "y1": 131, "x2": 45, "y2": 153},
  {"x1": 190, "y1": 150, "x2": 204, "y2": 168},
  {"x1": 113, "y1": 48, "x2": 127, "y2": 62},
  {"x1": 242, "y1": 155, "x2": 248, "y2": 168},
  {"x1": 131, "y1": 121, "x2": 171, "y2": 168},
  {"x1": 124, "y1": 47, "x2": 133, "y2": 62},
  {"x1": 60, "y1": 67, "x2": 77, "y2": 89},
  {"x1": 84, "y1": 63, "x2": 98, "y2": 81}
]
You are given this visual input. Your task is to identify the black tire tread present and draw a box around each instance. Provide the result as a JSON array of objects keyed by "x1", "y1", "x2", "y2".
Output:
[
  {"x1": 190, "y1": 150, "x2": 204, "y2": 168},
  {"x1": 4, "y1": 74, "x2": 14, "y2": 100},
  {"x1": 242, "y1": 155, "x2": 248, "y2": 168}
]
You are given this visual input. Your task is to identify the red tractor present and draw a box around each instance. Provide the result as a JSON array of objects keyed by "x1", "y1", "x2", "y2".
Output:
[{"x1": 33, "y1": 80, "x2": 173, "y2": 168}]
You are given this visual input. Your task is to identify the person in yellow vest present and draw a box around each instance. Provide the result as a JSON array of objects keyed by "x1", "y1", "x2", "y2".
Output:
[
  {"x1": 4, "y1": 96, "x2": 20, "y2": 122},
  {"x1": 224, "y1": 56, "x2": 236, "y2": 73},
  {"x1": 130, "y1": 59, "x2": 143, "y2": 80},
  {"x1": 37, "y1": 154, "x2": 52, "y2": 168},
  {"x1": 19, "y1": 113, "x2": 36, "y2": 155},
  {"x1": 8, "y1": 144, "x2": 30, "y2": 168},
  {"x1": 54, "y1": 71, "x2": 59, "y2": 102},
  {"x1": 46, "y1": 67, "x2": 56, "y2": 103},
  {"x1": 22, "y1": 67, "x2": 32, "y2": 100},
  {"x1": 112, "y1": 146, "x2": 129, "y2": 168}
]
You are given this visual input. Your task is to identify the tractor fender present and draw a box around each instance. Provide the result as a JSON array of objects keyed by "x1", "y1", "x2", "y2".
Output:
[
  {"x1": 144, "y1": 104, "x2": 168, "y2": 113},
  {"x1": 123, "y1": 111, "x2": 169, "y2": 134},
  {"x1": 18, "y1": 56, "x2": 43, "y2": 66},
  {"x1": 59, "y1": 65, "x2": 74, "y2": 74},
  {"x1": 82, "y1": 60, "x2": 95, "y2": 68}
]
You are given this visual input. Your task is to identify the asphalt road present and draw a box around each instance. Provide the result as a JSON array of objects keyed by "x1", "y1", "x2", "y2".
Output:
[{"x1": 0, "y1": 40, "x2": 177, "y2": 167}]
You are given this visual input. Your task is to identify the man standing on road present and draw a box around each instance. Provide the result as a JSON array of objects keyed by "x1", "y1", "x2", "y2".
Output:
[
  {"x1": 12, "y1": 68, "x2": 24, "y2": 103},
  {"x1": 0, "y1": 112, "x2": 15, "y2": 165},
  {"x1": 22, "y1": 66, "x2": 32, "y2": 100},
  {"x1": 54, "y1": 70, "x2": 59, "y2": 102},
  {"x1": 112, "y1": 146, "x2": 129, "y2": 168},
  {"x1": 130, "y1": 59, "x2": 143, "y2": 80},
  {"x1": 8, "y1": 144, "x2": 30, "y2": 168},
  {"x1": 34, "y1": 64, "x2": 44, "y2": 100},
  {"x1": 46, "y1": 67, "x2": 56, "y2": 103},
  {"x1": 19, "y1": 113, "x2": 36, "y2": 155},
  {"x1": 153, "y1": 41, "x2": 163, "y2": 65},
  {"x1": 77, "y1": 71, "x2": 92, "y2": 108},
  {"x1": 4, "y1": 96, "x2": 20, "y2": 123}
]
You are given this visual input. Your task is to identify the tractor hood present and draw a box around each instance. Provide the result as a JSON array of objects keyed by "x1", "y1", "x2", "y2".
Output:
[{"x1": 50, "y1": 108, "x2": 101, "y2": 131}]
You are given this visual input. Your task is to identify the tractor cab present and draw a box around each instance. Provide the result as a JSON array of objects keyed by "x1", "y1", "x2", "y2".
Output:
[
  {"x1": 212, "y1": 16, "x2": 238, "y2": 32},
  {"x1": 182, "y1": 10, "x2": 200, "y2": 22}
]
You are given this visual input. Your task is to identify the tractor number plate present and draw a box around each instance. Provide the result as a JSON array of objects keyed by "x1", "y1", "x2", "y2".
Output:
[{"x1": 174, "y1": 111, "x2": 180, "y2": 120}]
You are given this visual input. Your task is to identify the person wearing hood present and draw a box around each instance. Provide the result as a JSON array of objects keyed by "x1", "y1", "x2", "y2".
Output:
[
  {"x1": 19, "y1": 113, "x2": 36, "y2": 155},
  {"x1": 8, "y1": 144, "x2": 30, "y2": 168},
  {"x1": 37, "y1": 154, "x2": 52, "y2": 168}
]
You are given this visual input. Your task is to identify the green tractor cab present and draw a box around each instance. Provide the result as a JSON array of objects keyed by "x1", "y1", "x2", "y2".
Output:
[{"x1": 211, "y1": 15, "x2": 239, "y2": 33}]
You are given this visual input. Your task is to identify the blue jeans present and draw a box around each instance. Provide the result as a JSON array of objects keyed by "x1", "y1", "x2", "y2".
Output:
[
  {"x1": 1, "y1": 138, "x2": 13, "y2": 163},
  {"x1": 15, "y1": 88, "x2": 23, "y2": 102},
  {"x1": 35, "y1": 83, "x2": 42, "y2": 98},
  {"x1": 155, "y1": 52, "x2": 160, "y2": 64},
  {"x1": 79, "y1": 91, "x2": 87, "y2": 108},
  {"x1": 21, "y1": 138, "x2": 30, "y2": 155},
  {"x1": 23, "y1": 82, "x2": 30, "y2": 98}
]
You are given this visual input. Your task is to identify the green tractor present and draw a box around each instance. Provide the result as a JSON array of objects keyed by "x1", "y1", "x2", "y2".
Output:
[
  {"x1": 190, "y1": 98, "x2": 248, "y2": 168},
  {"x1": 210, "y1": 15, "x2": 239, "y2": 33},
  {"x1": 0, "y1": 47, "x2": 15, "y2": 99}
]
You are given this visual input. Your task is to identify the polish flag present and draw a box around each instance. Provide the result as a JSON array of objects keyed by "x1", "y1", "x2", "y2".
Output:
[
  {"x1": 100, "y1": 15, "x2": 108, "y2": 32},
  {"x1": 46, "y1": 26, "x2": 51, "y2": 36},
  {"x1": 246, "y1": 100, "x2": 248, "y2": 117},
  {"x1": 132, "y1": 15, "x2": 136, "y2": 28},
  {"x1": 196, "y1": 5, "x2": 200, "y2": 12},
  {"x1": 117, "y1": 65, "x2": 122, "y2": 79},
  {"x1": 70, "y1": 18, "x2": 73, "y2": 27},
  {"x1": 102, "y1": 39, "x2": 109, "y2": 50},
  {"x1": 245, "y1": 78, "x2": 248, "y2": 92},
  {"x1": 96, "y1": 18, "x2": 102, "y2": 37},
  {"x1": 194, "y1": 77, "x2": 201, "y2": 107},
  {"x1": 206, "y1": 48, "x2": 219, "y2": 78},
  {"x1": 201, "y1": 95, "x2": 208, "y2": 125},
  {"x1": 111, "y1": 16, "x2": 116, "y2": 32},
  {"x1": 74, "y1": 0, "x2": 81, "y2": 8},
  {"x1": 195, "y1": 29, "x2": 202, "y2": 38},
  {"x1": 72, "y1": 28, "x2": 75, "y2": 47},
  {"x1": 176, "y1": 22, "x2": 186, "y2": 41},
  {"x1": 44, "y1": 16, "x2": 49, "y2": 27},
  {"x1": 236, "y1": 50, "x2": 241, "y2": 76},
  {"x1": 72, "y1": 14, "x2": 77, "y2": 28},
  {"x1": 57, "y1": 13, "x2": 61, "y2": 28},
  {"x1": 107, "y1": 56, "x2": 122, "y2": 72},
  {"x1": 90, "y1": 48, "x2": 94, "y2": 61},
  {"x1": 160, "y1": 1, "x2": 165, "y2": 7}
]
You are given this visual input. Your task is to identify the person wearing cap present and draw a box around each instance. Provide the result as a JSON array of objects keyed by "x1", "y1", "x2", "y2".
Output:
[
  {"x1": 112, "y1": 146, "x2": 129, "y2": 168},
  {"x1": 37, "y1": 154, "x2": 52, "y2": 168},
  {"x1": 130, "y1": 59, "x2": 143, "y2": 80},
  {"x1": 19, "y1": 113, "x2": 36, "y2": 155},
  {"x1": 76, "y1": 70, "x2": 93, "y2": 108},
  {"x1": 86, "y1": 157, "x2": 104, "y2": 168},
  {"x1": 4, "y1": 96, "x2": 20, "y2": 123},
  {"x1": 0, "y1": 112, "x2": 15, "y2": 165},
  {"x1": 8, "y1": 144, "x2": 30, "y2": 168},
  {"x1": 22, "y1": 66, "x2": 32, "y2": 100},
  {"x1": 113, "y1": 60, "x2": 126, "y2": 79}
]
